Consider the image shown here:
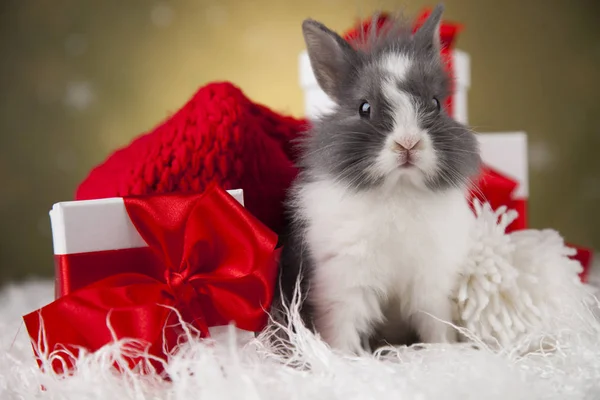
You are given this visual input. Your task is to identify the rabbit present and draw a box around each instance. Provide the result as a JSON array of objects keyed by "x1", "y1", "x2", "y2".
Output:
[{"x1": 273, "y1": 4, "x2": 481, "y2": 355}]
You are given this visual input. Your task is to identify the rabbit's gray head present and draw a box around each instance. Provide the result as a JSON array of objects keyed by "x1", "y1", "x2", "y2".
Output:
[{"x1": 300, "y1": 4, "x2": 481, "y2": 192}]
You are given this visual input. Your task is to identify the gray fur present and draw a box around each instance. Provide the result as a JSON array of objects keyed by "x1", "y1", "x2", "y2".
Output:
[
  {"x1": 299, "y1": 3, "x2": 480, "y2": 192},
  {"x1": 272, "y1": 4, "x2": 481, "y2": 350}
]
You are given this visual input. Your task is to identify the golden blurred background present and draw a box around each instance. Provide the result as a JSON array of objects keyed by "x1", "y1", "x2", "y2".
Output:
[{"x1": 0, "y1": 0, "x2": 598, "y2": 284}]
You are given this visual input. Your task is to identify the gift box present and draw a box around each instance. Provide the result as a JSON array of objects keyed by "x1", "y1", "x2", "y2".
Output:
[
  {"x1": 23, "y1": 185, "x2": 280, "y2": 374},
  {"x1": 49, "y1": 188, "x2": 244, "y2": 299},
  {"x1": 475, "y1": 131, "x2": 529, "y2": 231}
]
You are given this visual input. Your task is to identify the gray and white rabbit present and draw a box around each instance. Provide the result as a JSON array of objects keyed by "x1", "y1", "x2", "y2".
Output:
[{"x1": 275, "y1": 4, "x2": 481, "y2": 355}]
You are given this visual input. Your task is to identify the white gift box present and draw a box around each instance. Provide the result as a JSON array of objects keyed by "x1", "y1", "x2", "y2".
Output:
[
  {"x1": 477, "y1": 132, "x2": 528, "y2": 200},
  {"x1": 299, "y1": 49, "x2": 528, "y2": 203},
  {"x1": 50, "y1": 189, "x2": 244, "y2": 256},
  {"x1": 49, "y1": 189, "x2": 254, "y2": 339}
]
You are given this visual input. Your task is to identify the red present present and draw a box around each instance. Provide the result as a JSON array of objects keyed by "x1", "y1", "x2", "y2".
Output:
[{"x1": 22, "y1": 184, "x2": 280, "y2": 375}]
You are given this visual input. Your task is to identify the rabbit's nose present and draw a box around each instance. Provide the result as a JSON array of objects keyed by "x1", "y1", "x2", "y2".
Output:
[{"x1": 394, "y1": 137, "x2": 421, "y2": 151}]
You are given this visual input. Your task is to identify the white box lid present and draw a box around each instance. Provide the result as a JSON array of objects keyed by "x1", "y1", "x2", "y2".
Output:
[
  {"x1": 477, "y1": 132, "x2": 528, "y2": 198},
  {"x1": 50, "y1": 189, "x2": 244, "y2": 255}
]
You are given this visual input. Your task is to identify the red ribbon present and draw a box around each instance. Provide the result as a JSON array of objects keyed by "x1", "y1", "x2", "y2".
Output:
[
  {"x1": 23, "y1": 184, "x2": 280, "y2": 374},
  {"x1": 469, "y1": 165, "x2": 527, "y2": 232},
  {"x1": 342, "y1": 12, "x2": 393, "y2": 44},
  {"x1": 343, "y1": 9, "x2": 463, "y2": 117},
  {"x1": 53, "y1": 247, "x2": 164, "y2": 299}
]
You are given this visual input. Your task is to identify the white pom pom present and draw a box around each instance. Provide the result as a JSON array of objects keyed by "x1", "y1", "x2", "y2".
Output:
[{"x1": 453, "y1": 201, "x2": 591, "y2": 352}]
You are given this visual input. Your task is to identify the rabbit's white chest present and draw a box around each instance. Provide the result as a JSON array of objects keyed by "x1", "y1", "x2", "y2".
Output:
[{"x1": 298, "y1": 179, "x2": 474, "y2": 300}]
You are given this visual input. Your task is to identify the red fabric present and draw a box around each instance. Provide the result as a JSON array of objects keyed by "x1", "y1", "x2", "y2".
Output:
[
  {"x1": 76, "y1": 82, "x2": 308, "y2": 236},
  {"x1": 24, "y1": 184, "x2": 280, "y2": 374},
  {"x1": 570, "y1": 245, "x2": 593, "y2": 282},
  {"x1": 54, "y1": 248, "x2": 162, "y2": 298},
  {"x1": 342, "y1": 12, "x2": 392, "y2": 45},
  {"x1": 508, "y1": 199, "x2": 528, "y2": 232},
  {"x1": 470, "y1": 165, "x2": 527, "y2": 232}
]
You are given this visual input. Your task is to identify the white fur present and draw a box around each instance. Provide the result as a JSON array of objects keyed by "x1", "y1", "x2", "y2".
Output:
[
  {"x1": 296, "y1": 178, "x2": 474, "y2": 354},
  {"x1": 371, "y1": 58, "x2": 438, "y2": 188},
  {"x1": 381, "y1": 53, "x2": 412, "y2": 81},
  {"x1": 3, "y1": 253, "x2": 599, "y2": 399}
]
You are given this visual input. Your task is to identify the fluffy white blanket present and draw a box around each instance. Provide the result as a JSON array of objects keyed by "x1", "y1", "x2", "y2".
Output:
[{"x1": 2, "y1": 206, "x2": 600, "y2": 399}]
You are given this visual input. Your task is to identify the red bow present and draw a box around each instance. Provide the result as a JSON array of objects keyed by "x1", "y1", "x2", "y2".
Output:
[
  {"x1": 23, "y1": 184, "x2": 280, "y2": 374},
  {"x1": 343, "y1": 9, "x2": 463, "y2": 117}
]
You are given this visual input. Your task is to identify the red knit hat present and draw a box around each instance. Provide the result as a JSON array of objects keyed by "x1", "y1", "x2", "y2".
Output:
[{"x1": 76, "y1": 82, "x2": 308, "y2": 235}]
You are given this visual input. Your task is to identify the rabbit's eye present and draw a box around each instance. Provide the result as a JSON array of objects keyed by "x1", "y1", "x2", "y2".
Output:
[
  {"x1": 359, "y1": 101, "x2": 371, "y2": 119},
  {"x1": 432, "y1": 97, "x2": 441, "y2": 111}
]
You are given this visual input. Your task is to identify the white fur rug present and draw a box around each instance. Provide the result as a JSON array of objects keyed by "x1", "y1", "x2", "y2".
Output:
[
  {"x1": 2, "y1": 269, "x2": 600, "y2": 400},
  {"x1": 2, "y1": 201, "x2": 600, "y2": 400}
]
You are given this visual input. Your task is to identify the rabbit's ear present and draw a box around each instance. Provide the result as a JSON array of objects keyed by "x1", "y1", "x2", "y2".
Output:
[
  {"x1": 413, "y1": 4, "x2": 444, "y2": 54},
  {"x1": 302, "y1": 19, "x2": 356, "y2": 102}
]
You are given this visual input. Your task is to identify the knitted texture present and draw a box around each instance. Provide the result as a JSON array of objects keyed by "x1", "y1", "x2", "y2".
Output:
[{"x1": 76, "y1": 82, "x2": 308, "y2": 235}]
